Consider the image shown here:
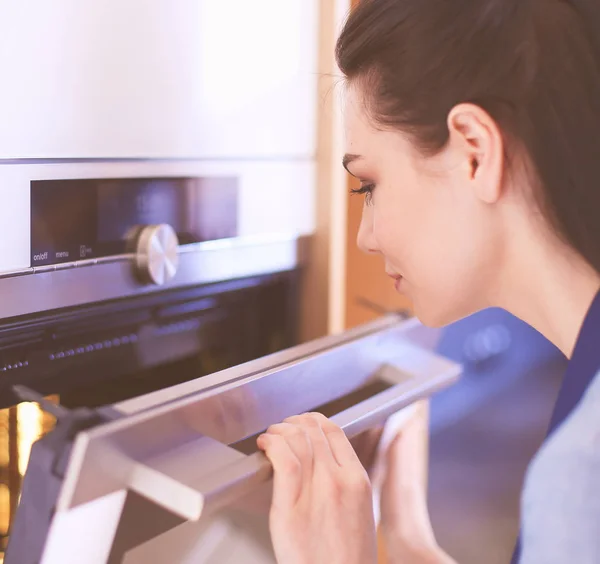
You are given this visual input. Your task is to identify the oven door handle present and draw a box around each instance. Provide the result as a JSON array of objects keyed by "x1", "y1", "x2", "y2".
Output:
[{"x1": 128, "y1": 361, "x2": 459, "y2": 521}]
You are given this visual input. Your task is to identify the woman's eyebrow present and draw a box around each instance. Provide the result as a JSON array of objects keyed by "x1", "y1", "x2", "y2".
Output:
[{"x1": 342, "y1": 153, "x2": 362, "y2": 174}]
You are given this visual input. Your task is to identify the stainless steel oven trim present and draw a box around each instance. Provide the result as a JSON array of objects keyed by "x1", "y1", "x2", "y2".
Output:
[
  {"x1": 0, "y1": 234, "x2": 299, "y2": 319},
  {"x1": 113, "y1": 315, "x2": 425, "y2": 416},
  {"x1": 56, "y1": 317, "x2": 461, "y2": 514}
]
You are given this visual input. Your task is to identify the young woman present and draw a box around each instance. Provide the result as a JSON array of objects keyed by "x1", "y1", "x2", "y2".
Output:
[{"x1": 257, "y1": 0, "x2": 600, "y2": 562}]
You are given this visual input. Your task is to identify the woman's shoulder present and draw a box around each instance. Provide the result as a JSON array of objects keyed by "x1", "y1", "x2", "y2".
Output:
[
  {"x1": 540, "y1": 367, "x2": 600, "y2": 456},
  {"x1": 519, "y1": 369, "x2": 600, "y2": 563}
]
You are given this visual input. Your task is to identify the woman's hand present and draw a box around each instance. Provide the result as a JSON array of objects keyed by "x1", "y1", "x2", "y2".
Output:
[
  {"x1": 376, "y1": 404, "x2": 457, "y2": 564},
  {"x1": 379, "y1": 404, "x2": 435, "y2": 547},
  {"x1": 257, "y1": 412, "x2": 378, "y2": 564}
]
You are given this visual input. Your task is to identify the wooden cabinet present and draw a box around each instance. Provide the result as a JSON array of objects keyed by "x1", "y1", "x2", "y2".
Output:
[{"x1": 305, "y1": 0, "x2": 413, "y2": 339}]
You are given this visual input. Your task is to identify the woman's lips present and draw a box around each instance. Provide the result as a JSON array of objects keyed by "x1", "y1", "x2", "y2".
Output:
[
  {"x1": 394, "y1": 276, "x2": 403, "y2": 292},
  {"x1": 386, "y1": 272, "x2": 403, "y2": 292}
]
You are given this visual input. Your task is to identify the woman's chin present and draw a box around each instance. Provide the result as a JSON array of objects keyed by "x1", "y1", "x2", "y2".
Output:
[
  {"x1": 412, "y1": 300, "x2": 471, "y2": 329},
  {"x1": 413, "y1": 311, "x2": 450, "y2": 329}
]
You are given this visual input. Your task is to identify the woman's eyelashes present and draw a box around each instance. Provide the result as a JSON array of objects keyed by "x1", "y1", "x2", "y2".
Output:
[{"x1": 350, "y1": 182, "x2": 375, "y2": 205}]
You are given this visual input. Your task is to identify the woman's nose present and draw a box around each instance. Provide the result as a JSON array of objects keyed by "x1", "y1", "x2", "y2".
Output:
[{"x1": 356, "y1": 210, "x2": 378, "y2": 254}]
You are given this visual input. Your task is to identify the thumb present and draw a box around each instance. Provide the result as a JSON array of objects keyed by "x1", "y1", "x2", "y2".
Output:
[
  {"x1": 380, "y1": 414, "x2": 436, "y2": 545},
  {"x1": 385, "y1": 407, "x2": 430, "y2": 492}
]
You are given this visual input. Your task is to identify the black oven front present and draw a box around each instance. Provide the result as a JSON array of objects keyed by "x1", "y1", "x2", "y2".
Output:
[{"x1": 0, "y1": 269, "x2": 301, "y2": 558}]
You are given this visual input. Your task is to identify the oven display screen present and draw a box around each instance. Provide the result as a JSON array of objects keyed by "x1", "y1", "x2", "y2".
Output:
[{"x1": 30, "y1": 177, "x2": 238, "y2": 266}]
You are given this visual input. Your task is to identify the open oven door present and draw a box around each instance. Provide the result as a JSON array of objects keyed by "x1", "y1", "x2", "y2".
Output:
[{"x1": 5, "y1": 314, "x2": 461, "y2": 564}]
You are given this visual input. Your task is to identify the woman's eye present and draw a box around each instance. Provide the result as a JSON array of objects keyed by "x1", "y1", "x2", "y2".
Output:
[{"x1": 350, "y1": 183, "x2": 375, "y2": 205}]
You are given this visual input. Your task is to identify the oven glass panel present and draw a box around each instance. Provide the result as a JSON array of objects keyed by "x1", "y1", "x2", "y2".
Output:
[{"x1": 0, "y1": 271, "x2": 299, "y2": 560}]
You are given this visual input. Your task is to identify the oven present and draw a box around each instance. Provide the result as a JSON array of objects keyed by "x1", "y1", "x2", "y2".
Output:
[
  {"x1": 4, "y1": 315, "x2": 460, "y2": 564},
  {"x1": 0, "y1": 156, "x2": 310, "y2": 558}
]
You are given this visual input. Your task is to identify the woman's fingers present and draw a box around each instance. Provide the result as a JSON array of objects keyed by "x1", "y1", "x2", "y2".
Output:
[
  {"x1": 257, "y1": 432, "x2": 303, "y2": 508},
  {"x1": 264, "y1": 422, "x2": 313, "y2": 473},
  {"x1": 282, "y1": 413, "x2": 362, "y2": 470},
  {"x1": 284, "y1": 413, "x2": 338, "y2": 466},
  {"x1": 311, "y1": 413, "x2": 363, "y2": 468},
  {"x1": 258, "y1": 412, "x2": 379, "y2": 564},
  {"x1": 258, "y1": 413, "x2": 369, "y2": 504}
]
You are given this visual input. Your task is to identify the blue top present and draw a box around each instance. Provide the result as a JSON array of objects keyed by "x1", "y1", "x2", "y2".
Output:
[
  {"x1": 547, "y1": 289, "x2": 600, "y2": 436},
  {"x1": 511, "y1": 289, "x2": 600, "y2": 563}
]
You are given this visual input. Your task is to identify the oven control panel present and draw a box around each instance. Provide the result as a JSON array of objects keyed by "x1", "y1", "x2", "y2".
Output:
[
  {"x1": 30, "y1": 176, "x2": 238, "y2": 269},
  {"x1": 0, "y1": 160, "x2": 307, "y2": 318}
]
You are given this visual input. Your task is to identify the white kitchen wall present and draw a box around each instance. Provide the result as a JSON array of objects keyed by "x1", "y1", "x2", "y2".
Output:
[{"x1": 0, "y1": 0, "x2": 318, "y2": 160}]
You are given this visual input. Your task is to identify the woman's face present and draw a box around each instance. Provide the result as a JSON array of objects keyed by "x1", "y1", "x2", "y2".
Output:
[{"x1": 343, "y1": 85, "x2": 506, "y2": 327}]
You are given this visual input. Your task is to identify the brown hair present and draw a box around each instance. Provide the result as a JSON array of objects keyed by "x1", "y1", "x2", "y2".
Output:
[{"x1": 336, "y1": 0, "x2": 600, "y2": 273}]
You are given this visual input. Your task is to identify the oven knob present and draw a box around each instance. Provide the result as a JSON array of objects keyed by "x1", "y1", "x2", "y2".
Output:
[{"x1": 135, "y1": 224, "x2": 179, "y2": 285}]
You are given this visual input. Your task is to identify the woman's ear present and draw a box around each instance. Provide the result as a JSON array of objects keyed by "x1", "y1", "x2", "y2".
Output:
[{"x1": 447, "y1": 103, "x2": 505, "y2": 204}]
